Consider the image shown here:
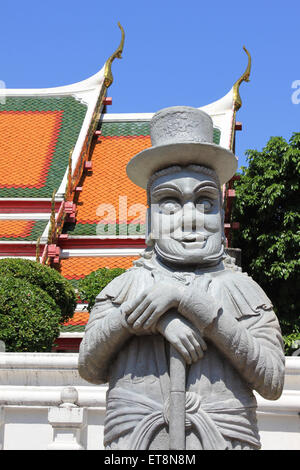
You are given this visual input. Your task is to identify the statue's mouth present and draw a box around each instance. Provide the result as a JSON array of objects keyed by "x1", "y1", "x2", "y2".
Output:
[
  {"x1": 182, "y1": 234, "x2": 198, "y2": 242},
  {"x1": 176, "y1": 233, "x2": 208, "y2": 249}
]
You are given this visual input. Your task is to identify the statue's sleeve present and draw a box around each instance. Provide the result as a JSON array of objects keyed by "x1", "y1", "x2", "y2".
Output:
[
  {"x1": 78, "y1": 269, "x2": 139, "y2": 384},
  {"x1": 179, "y1": 271, "x2": 285, "y2": 400}
]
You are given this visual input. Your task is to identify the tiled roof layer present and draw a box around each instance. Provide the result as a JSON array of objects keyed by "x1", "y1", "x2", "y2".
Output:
[
  {"x1": 58, "y1": 255, "x2": 139, "y2": 280},
  {"x1": 62, "y1": 311, "x2": 90, "y2": 330},
  {"x1": 0, "y1": 97, "x2": 87, "y2": 198},
  {"x1": 0, "y1": 219, "x2": 48, "y2": 240}
]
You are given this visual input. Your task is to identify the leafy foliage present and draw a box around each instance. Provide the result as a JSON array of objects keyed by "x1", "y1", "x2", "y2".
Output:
[
  {"x1": 0, "y1": 276, "x2": 61, "y2": 352},
  {"x1": 78, "y1": 267, "x2": 126, "y2": 312},
  {"x1": 232, "y1": 133, "x2": 300, "y2": 347},
  {"x1": 0, "y1": 258, "x2": 76, "y2": 323},
  {"x1": 283, "y1": 331, "x2": 300, "y2": 356}
]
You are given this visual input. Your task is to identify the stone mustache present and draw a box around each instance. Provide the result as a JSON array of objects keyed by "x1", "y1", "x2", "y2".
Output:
[{"x1": 78, "y1": 107, "x2": 285, "y2": 450}]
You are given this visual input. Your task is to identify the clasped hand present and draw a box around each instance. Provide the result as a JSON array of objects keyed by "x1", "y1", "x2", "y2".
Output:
[
  {"x1": 123, "y1": 280, "x2": 185, "y2": 330},
  {"x1": 122, "y1": 281, "x2": 207, "y2": 364}
]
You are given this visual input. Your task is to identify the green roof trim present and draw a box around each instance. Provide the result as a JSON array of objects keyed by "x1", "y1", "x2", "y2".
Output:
[
  {"x1": 100, "y1": 120, "x2": 150, "y2": 137},
  {"x1": 101, "y1": 120, "x2": 221, "y2": 144},
  {"x1": 213, "y1": 127, "x2": 221, "y2": 145},
  {"x1": 60, "y1": 324, "x2": 86, "y2": 332},
  {"x1": 0, "y1": 96, "x2": 87, "y2": 198},
  {"x1": 64, "y1": 222, "x2": 146, "y2": 236}
]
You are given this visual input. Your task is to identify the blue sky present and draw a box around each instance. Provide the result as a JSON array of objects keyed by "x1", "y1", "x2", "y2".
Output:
[{"x1": 1, "y1": 0, "x2": 299, "y2": 169}]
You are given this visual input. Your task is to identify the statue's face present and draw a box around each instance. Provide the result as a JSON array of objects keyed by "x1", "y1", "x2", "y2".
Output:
[{"x1": 149, "y1": 169, "x2": 223, "y2": 265}]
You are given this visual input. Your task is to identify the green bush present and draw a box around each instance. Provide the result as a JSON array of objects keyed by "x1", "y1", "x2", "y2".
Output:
[
  {"x1": 78, "y1": 267, "x2": 126, "y2": 312},
  {"x1": 0, "y1": 258, "x2": 76, "y2": 323},
  {"x1": 0, "y1": 276, "x2": 62, "y2": 352}
]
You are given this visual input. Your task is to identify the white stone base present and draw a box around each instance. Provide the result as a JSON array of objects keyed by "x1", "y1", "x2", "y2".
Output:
[{"x1": 0, "y1": 353, "x2": 299, "y2": 450}]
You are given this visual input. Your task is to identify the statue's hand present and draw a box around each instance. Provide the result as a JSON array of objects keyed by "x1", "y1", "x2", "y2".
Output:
[
  {"x1": 157, "y1": 313, "x2": 207, "y2": 365},
  {"x1": 122, "y1": 281, "x2": 186, "y2": 331},
  {"x1": 177, "y1": 276, "x2": 220, "y2": 331}
]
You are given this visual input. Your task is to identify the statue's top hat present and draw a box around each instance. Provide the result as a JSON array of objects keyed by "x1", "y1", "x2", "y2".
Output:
[{"x1": 126, "y1": 106, "x2": 238, "y2": 188}]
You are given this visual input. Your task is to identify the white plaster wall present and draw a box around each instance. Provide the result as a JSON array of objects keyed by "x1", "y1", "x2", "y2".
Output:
[
  {"x1": 0, "y1": 353, "x2": 299, "y2": 450},
  {"x1": 255, "y1": 355, "x2": 300, "y2": 450}
]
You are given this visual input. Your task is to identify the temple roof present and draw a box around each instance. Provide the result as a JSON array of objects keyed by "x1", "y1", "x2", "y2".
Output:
[
  {"x1": 0, "y1": 22, "x2": 126, "y2": 254},
  {"x1": 0, "y1": 39, "x2": 251, "y2": 344},
  {"x1": 0, "y1": 67, "x2": 108, "y2": 255}
]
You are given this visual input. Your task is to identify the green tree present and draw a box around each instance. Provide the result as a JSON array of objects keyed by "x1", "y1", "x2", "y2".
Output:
[
  {"x1": 0, "y1": 258, "x2": 77, "y2": 323},
  {"x1": 232, "y1": 133, "x2": 300, "y2": 353},
  {"x1": 0, "y1": 276, "x2": 62, "y2": 352},
  {"x1": 0, "y1": 258, "x2": 77, "y2": 352},
  {"x1": 78, "y1": 267, "x2": 126, "y2": 312}
]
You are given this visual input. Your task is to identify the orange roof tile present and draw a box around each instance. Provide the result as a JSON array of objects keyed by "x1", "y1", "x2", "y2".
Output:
[
  {"x1": 75, "y1": 135, "x2": 150, "y2": 225},
  {"x1": 64, "y1": 311, "x2": 89, "y2": 326},
  {"x1": 0, "y1": 220, "x2": 34, "y2": 238},
  {"x1": 0, "y1": 111, "x2": 62, "y2": 188},
  {"x1": 58, "y1": 255, "x2": 139, "y2": 279}
]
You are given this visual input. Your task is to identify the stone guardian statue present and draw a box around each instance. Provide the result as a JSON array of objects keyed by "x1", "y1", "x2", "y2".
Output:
[{"x1": 78, "y1": 106, "x2": 285, "y2": 450}]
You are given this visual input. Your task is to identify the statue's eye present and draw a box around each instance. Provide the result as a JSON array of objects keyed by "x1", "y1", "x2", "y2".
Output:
[
  {"x1": 195, "y1": 198, "x2": 213, "y2": 212},
  {"x1": 159, "y1": 199, "x2": 181, "y2": 214}
]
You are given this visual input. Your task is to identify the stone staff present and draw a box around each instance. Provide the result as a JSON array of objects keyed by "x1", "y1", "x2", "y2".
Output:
[{"x1": 169, "y1": 344, "x2": 186, "y2": 450}]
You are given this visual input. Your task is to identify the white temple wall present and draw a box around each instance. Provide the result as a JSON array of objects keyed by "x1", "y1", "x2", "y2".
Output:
[{"x1": 0, "y1": 353, "x2": 299, "y2": 450}]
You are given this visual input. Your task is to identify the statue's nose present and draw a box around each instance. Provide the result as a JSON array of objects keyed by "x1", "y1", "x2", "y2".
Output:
[{"x1": 182, "y1": 202, "x2": 197, "y2": 232}]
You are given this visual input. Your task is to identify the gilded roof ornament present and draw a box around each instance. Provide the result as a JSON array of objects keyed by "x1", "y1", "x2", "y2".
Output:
[
  {"x1": 48, "y1": 188, "x2": 56, "y2": 244},
  {"x1": 65, "y1": 147, "x2": 74, "y2": 201},
  {"x1": 36, "y1": 236, "x2": 41, "y2": 263},
  {"x1": 232, "y1": 46, "x2": 251, "y2": 112},
  {"x1": 104, "y1": 22, "x2": 125, "y2": 88}
]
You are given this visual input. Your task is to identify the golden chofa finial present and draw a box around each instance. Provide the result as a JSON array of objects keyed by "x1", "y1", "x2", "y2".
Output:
[
  {"x1": 233, "y1": 46, "x2": 251, "y2": 112},
  {"x1": 104, "y1": 22, "x2": 125, "y2": 88}
]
